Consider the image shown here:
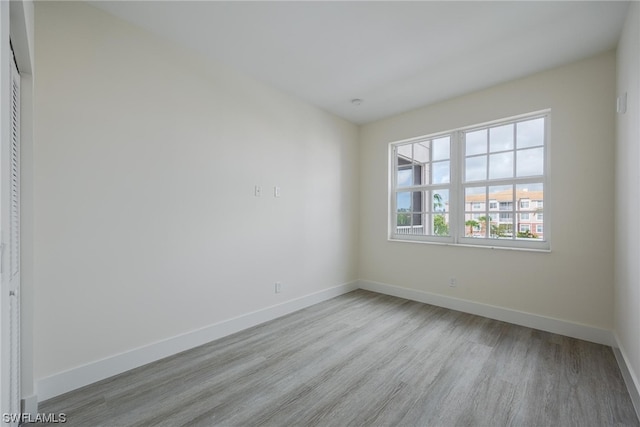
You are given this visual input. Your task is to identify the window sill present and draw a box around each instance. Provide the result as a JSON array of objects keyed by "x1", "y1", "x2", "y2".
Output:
[{"x1": 388, "y1": 237, "x2": 551, "y2": 253}]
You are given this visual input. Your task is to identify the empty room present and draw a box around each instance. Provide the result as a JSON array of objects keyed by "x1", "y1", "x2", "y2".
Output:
[{"x1": 1, "y1": 0, "x2": 639, "y2": 426}]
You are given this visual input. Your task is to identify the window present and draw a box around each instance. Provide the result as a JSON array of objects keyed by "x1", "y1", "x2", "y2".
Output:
[
  {"x1": 394, "y1": 136, "x2": 451, "y2": 237},
  {"x1": 390, "y1": 111, "x2": 548, "y2": 250},
  {"x1": 536, "y1": 224, "x2": 544, "y2": 234}
]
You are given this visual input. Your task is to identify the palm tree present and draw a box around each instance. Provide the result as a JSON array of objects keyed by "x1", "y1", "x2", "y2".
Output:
[
  {"x1": 465, "y1": 219, "x2": 479, "y2": 236},
  {"x1": 478, "y1": 215, "x2": 491, "y2": 237},
  {"x1": 433, "y1": 193, "x2": 443, "y2": 211},
  {"x1": 432, "y1": 193, "x2": 449, "y2": 236}
]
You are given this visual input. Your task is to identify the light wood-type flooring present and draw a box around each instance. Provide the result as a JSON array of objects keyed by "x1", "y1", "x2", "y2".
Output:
[{"x1": 37, "y1": 290, "x2": 639, "y2": 426}]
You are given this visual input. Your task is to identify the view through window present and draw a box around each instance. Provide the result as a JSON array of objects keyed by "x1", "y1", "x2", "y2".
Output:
[{"x1": 391, "y1": 112, "x2": 548, "y2": 250}]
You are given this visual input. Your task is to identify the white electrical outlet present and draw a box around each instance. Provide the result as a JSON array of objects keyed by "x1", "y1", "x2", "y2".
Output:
[
  {"x1": 275, "y1": 282, "x2": 282, "y2": 293},
  {"x1": 254, "y1": 185, "x2": 262, "y2": 197},
  {"x1": 449, "y1": 278, "x2": 457, "y2": 287}
]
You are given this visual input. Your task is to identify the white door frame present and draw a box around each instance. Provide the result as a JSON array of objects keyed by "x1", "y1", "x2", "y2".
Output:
[{"x1": 0, "y1": 2, "x2": 21, "y2": 425}]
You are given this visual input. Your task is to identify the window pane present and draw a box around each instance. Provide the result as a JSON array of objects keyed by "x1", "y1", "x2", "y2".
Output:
[
  {"x1": 432, "y1": 190, "x2": 449, "y2": 213},
  {"x1": 466, "y1": 130, "x2": 487, "y2": 155},
  {"x1": 489, "y1": 185, "x2": 513, "y2": 238},
  {"x1": 496, "y1": 223, "x2": 513, "y2": 239},
  {"x1": 432, "y1": 136, "x2": 450, "y2": 161},
  {"x1": 516, "y1": 183, "x2": 542, "y2": 208},
  {"x1": 490, "y1": 124, "x2": 514, "y2": 152},
  {"x1": 397, "y1": 144, "x2": 412, "y2": 160},
  {"x1": 396, "y1": 192, "x2": 413, "y2": 212},
  {"x1": 413, "y1": 191, "x2": 424, "y2": 212},
  {"x1": 465, "y1": 156, "x2": 487, "y2": 182},
  {"x1": 516, "y1": 183, "x2": 543, "y2": 240},
  {"x1": 432, "y1": 213, "x2": 450, "y2": 236},
  {"x1": 489, "y1": 152, "x2": 513, "y2": 180},
  {"x1": 396, "y1": 213, "x2": 411, "y2": 227},
  {"x1": 413, "y1": 141, "x2": 430, "y2": 164},
  {"x1": 464, "y1": 186, "x2": 485, "y2": 236},
  {"x1": 517, "y1": 225, "x2": 539, "y2": 240},
  {"x1": 432, "y1": 161, "x2": 450, "y2": 184},
  {"x1": 516, "y1": 147, "x2": 544, "y2": 177},
  {"x1": 397, "y1": 167, "x2": 413, "y2": 187},
  {"x1": 465, "y1": 182, "x2": 488, "y2": 238},
  {"x1": 464, "y1": 214, "x2": 484, "y2": 238},
  {"x1": 489, "y1": 185, "x2": 512, "y2": 204},
  {"x1": 396, "y1": 194, "x2": 426, "y2": 235},
  {"x1": 517, "y1": 117, "x2": 544, "y2": 148},
  {"x1": 396, "y1": 214, "x2": 425, "y2": 235}
]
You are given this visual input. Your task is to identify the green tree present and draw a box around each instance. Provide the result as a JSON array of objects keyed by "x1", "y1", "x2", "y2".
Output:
[
  {"x1": 397, "y1": 210, "x2": 410, "y2": 226},
  {"x1": 434, "y1": 214, "x2": 449, "y2": 236},
  {"x1": 517, "y1": 230, "x2": 538, "y2": 239}
]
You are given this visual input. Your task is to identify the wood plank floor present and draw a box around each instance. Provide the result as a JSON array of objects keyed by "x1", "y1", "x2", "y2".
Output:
[{"x1": 37, "y1": 290, "x2": 639, "y2": 426}]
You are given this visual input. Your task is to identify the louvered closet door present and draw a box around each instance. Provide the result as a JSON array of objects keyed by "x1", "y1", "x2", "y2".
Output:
[{"x1": 7, "y1": 51, "x2": 20, "y2": 422}]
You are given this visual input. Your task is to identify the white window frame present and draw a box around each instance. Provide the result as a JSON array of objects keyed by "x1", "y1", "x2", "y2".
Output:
[
  {"x1": 389, "y1": 110, "x2": 550, "y2": 251},
  {"x1": 389, "y1": 132, "x2": 455, "y2": 243}
]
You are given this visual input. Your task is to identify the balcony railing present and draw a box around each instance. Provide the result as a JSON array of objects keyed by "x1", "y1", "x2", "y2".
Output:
[{"x1": 396, "y1": 225, "x2": 425, "y2": 235}]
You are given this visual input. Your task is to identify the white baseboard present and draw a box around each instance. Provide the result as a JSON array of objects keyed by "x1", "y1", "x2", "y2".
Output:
[
  {"x1": 36, "y1": 281, "x2": 358, "y2": 402},
  {"x1": 613, "y1": 333, "x2": 640, "y2": 421},
  {"x1": 357, "y1": 279, "x2": 614, "y2": 346},
  {"x1": 21, "y1": 394, "x2": 38, "y2": 417}
]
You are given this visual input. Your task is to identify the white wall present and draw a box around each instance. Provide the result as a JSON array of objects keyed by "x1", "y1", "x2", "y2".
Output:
[
  {"x1": 33, "y1": 2, "x2": 358, "y2": 384},
  {"x1": 360, "y1": 52, "x2": 616, "y2": 330},
  {"x1": 615, "y1": 0, "x2": 640, "y2": 412}
]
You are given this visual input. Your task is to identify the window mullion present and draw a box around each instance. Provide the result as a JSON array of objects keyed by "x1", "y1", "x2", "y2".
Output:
[{"x1": 451, "y1": 130, "x2": 462, "y2": 244}]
